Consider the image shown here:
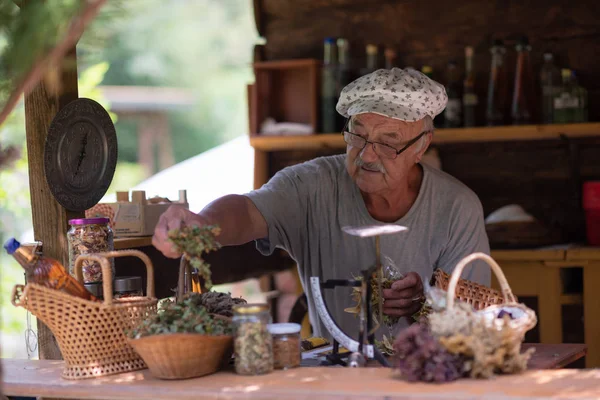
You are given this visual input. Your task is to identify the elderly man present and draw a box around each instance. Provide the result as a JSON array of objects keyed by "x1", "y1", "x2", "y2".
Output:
[{"x1": 153, "y1": 68, "x2": 490, "y2": 338}]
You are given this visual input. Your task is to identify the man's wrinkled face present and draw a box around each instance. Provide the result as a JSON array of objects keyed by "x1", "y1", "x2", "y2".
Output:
[{"x1": 345, "y1": 113, "x2": 426, "y2": 194}]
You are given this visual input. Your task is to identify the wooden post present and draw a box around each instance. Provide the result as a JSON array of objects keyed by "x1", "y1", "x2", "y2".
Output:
[{"x1": 23, "y1": 48, "x2": 82, "y2": 361}]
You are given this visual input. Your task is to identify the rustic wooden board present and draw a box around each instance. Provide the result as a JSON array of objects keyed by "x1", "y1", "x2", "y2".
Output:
[{"x1": 3, "y1": 357, "x2": 598, "y2": 400}]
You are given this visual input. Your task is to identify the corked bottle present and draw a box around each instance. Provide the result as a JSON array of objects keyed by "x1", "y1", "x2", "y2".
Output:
[{"x1": 232, "y1": 303, "x2": 274, "y2": 375}]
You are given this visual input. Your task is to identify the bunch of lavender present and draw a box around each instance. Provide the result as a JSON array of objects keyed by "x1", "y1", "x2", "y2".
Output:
[
  {"x1": 392, "y1": 322, "x2": 466, "y2": 383},
  {"x1": 168, "y1": 224, "x2": 221, "y2": 289}
]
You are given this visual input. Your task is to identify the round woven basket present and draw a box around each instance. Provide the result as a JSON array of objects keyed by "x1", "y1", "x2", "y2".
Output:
[
  {"x1": 11, "y1": 250, "x2": 157, "y2": 380},
  {"x1": 129, "y1": 333, "x2": 233, "y2": 380},
  {"x1": 446, "y1": 252, "x2": 537, "y2": 336}
]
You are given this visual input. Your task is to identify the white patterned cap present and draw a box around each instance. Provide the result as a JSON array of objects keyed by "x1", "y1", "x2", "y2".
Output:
[{"x1": 336, "y1": 67, "x2": 448, "y2": 122}]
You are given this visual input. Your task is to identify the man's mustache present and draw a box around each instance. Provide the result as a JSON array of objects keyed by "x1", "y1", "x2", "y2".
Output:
[{"x1": 355, "y1": 157, "x2": 386, "y2": 173}]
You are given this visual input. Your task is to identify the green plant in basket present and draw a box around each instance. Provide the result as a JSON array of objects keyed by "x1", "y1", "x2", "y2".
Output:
[
  {"x1": 167, "y1": 224, "x2": 221, "y2": 290},
  {"x1": 129, "y1": 295, "x2": 232, "y2": 339}
]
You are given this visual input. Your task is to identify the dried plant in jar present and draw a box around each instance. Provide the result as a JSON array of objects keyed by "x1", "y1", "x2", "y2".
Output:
[
  {"x1": 234, "y1": 321, "x2": 274, "y2": 375},
  {"x1": 67, "y1": 218, "x2": 114, "y2": 283},
  {"x1": 268, "y1": 323, "x2": 301, "y2": 370}
]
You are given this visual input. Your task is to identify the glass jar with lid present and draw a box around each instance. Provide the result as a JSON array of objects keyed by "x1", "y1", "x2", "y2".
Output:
[
  {"x1": 232, "y1": 303, "x2": 274, "y2": 375},
  {"x1": 113, "y1": 276, "x2": 143, "y2": 299},
  {"x1": 67, "y1": 217, "x2": 114, "y2": 283},
  {"x1": 268, "y1": 323, "x2": 301, "y2": 370}
]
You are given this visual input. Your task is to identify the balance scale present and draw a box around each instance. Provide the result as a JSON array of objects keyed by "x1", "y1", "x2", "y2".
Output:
[{"x1": 309, "y1": 224, "x2": 407, "y2": 368}]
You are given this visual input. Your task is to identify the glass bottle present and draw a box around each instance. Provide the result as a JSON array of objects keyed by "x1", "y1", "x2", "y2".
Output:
[
  {"x1": 4, "y1": 238, "x2": 99, "y2": 302},
  {"x1": 360, "y1": 44, "x2": 379, "y2": 76},
  {"x1": 571, "y1": 70, "x2": 588, "y2": 123},
  {"x1": 421, "y1": 65, "x2": 433, "y2": 79},
  {"x1": 540, "y1": 52, "x2": 561, "y2": 124},
  {"x1": 232, "y1": 303, "x2": 274, "y2": 375},
  {"x1": 444, "y1": 61, "x2": 462, "y2": 128},
  {"x1": 463, "y1": 46, "x2": 478, "y2": 127},
  {"x1": 320, "y1": 37, "x2": 338, "y2": 134},
  {"x1": 336, "y1": 38, "x2": 351, "y2": 132},
  {"x1": 511, "y1": 37, "x2": 534, "y2": 125},
  {"x1": 486, "y1": 39, "x2": 508, "y2": 126},
  {"x1": 384, "y1": 48, "x2": 397, "y2": 69},
  {"x1": 553, "y1": 69, "x2": 575, "y2": 123}
]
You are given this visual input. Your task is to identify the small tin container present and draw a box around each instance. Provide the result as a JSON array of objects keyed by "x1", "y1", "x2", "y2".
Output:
[
  {"x1": 113, "y1": 276, "x2": 143, "y2": 299},
  {"x1": 84, "y1": 282, "x2": 104, "y2": 301}
]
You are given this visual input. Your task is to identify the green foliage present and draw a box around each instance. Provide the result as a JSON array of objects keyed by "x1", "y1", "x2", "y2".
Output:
[
  {"x1": 129, "y1": 294, "x2": 232, "y2": 339},
  {"x1": 168, "y1": 224, "x2": 222, "y2": 290}
]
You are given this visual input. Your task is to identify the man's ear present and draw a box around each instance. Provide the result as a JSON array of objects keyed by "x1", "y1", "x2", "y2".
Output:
[{"x1": 415, "y1": 132, "x2": 433, "y2": 163}]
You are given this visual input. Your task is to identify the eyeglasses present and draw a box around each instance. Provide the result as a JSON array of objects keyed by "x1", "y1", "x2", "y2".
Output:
[{"x1": 341, "y1": 119, "x2": 430, "y2": 160}]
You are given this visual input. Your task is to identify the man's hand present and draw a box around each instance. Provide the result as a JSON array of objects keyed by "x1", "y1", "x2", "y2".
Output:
[
  {"x1": 152, "y1": 205, "x2": 208, "y2": 258},
  {"x1": 381, "y1": 272, "x2": 424, "y2": 318}
]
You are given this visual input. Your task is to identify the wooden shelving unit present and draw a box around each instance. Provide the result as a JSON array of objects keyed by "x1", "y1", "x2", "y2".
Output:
[
  {"x1": 114, "y1": 236, "x2": 153, "y2": 250},
  {"x1": 249, "y1": 122, "x2": 600, "y2": 151}
]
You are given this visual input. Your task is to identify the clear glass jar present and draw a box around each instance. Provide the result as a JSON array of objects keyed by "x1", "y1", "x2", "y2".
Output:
[
  {"x1": 67, "y1": 218, "x2": 114, "y2": 283},
  {"x1": 268, "y1": 323, "x2": 301, "y2": 370},
  {"x1": 113, "y1": 276, "x2": 143, "y2": 299},
  {"x1": 232, "y1": 303, "x2": 274, "y2": 375}
]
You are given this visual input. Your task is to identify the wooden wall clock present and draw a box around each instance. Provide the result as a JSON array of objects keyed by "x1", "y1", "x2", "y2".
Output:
[{"x1": 44, "y1": 98, "x2": 118, "y2": 212}]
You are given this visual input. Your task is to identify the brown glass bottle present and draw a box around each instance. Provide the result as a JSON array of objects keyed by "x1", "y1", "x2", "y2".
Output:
[
  {"x1": 463, "y1": 46, "x2": 478, "y2": 127},
  {"x1": 4, "y1": 238, "x2": 99, "y2": 301},
  {"x1": 486, "y1": 39, "x2": 508, "y2": 126},
  {"x1": 511, "y1": 37, "x2": 534, "y2": 124}
]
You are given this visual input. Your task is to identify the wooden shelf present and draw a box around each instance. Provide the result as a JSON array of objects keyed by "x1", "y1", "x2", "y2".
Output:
[
  {"x1": 114, "y1": 236, "x2": 153, "y2": 250},
  {"x1": 249, "y1": 123, "x2": 600, "y2": 151}
]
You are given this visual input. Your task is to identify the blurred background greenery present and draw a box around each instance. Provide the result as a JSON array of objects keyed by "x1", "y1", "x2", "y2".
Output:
[{"x1": 0, "y1": 0, "x2": 259, "y2": 358}]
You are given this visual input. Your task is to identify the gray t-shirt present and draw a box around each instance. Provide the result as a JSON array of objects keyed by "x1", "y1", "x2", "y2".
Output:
[{"x1": 245, "y1": 154, "x2": 490, "y2": 339}]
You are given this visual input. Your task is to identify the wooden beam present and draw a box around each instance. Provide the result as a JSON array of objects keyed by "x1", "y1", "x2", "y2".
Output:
[{"x1": 23, "y1": 48, "x2": 81, "y2": 361}]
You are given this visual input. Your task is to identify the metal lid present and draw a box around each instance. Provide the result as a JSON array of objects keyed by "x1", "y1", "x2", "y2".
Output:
[
  {"x1": 233, "y1": 303, "x2": 269, "y2": 315},
  {"x1": 267, "y1": 323, "x2": 301, "y2": 335},
  {"x1": 84, "y1": 282, "x2": 103, "y2": 298},
  {"x1": 114, "y1": 276, "x2": 142, "y2": 292},
  {"x1": 69, "y1": 218, "x2": 110, "y2": 226}
]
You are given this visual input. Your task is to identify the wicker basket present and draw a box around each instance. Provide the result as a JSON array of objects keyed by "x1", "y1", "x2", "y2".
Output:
[
  {"x1": 432, "y1": 268, "x2": 508, "y2": 311},
  {"x1": 446, "y1": 252, "x2": 537, "y2": 336},
  {"x1": 11, "y1": 250, "x2": 157, "y2": 380},
  {"x1": 129, "y1": 333, "x2": 233, "y2": 380}
]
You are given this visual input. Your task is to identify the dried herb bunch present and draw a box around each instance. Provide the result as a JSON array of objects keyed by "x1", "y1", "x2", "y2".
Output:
[
  {"x1": 168, "y1": 224, "x2": 221, "y2": 289},
  {"x1": 181, "y1": 291, "x2": 247, "y2": 318},
  {"x1": 129, "y1": 295, "x2": 232, "y2": 339},
  {"x1": 345, "y1": 273, "x2": 399, "y2": 327}
]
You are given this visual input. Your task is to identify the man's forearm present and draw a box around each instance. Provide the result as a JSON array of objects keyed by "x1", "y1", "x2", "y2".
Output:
[{"x1": 198, "y1": 194, "x2": 267, "y2": 246}]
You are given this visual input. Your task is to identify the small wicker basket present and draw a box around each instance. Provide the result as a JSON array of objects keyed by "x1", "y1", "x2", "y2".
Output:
[
  {"x1": 129, "y1": 333, "x2": 233, "y2": 380},
  {"x1": 11, "y1": 250, "x2": 157, "y2": 380},
  {"x1": 446, "y1": 252, "x2": 537, "y2": 336}
]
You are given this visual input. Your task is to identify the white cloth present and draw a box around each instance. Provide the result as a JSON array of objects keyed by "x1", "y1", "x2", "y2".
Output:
[{"x1": 336, "y1": 68, "x2": 448, "y2": 122}]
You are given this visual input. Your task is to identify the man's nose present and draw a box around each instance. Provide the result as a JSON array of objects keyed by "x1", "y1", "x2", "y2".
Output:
[{"x1": 359, "y1": 143, "x2": 379, "y2": 162}]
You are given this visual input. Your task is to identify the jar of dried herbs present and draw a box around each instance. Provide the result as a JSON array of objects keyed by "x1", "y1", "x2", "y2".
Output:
[
  {"x1": 268, "y1": 323, "x2": 301, "y2": 370},
  {"x1": 232, "y1": 303, "x2": 273, "y2": 375},
  {"x1": 67, "y1": 218, "x2": 114, "y2": 283}
]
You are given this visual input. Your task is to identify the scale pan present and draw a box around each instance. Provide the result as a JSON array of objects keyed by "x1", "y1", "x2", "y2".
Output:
[{"x1": 342, "y1": 224, "x2": 408, "y2": 237}]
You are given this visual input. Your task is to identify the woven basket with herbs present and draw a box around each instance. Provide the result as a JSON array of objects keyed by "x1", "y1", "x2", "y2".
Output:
[{"x1": 391, "y1": 252, "x2": 537, "y2": 383}]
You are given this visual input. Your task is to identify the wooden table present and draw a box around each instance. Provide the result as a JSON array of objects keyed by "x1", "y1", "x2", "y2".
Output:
[
  {"x1": 3, "y1": 357, "x2": 599, "y2": 400},
  {"x1": 2, "y1": 344, "x2": 588, "y2": 400},
  {"x1": 491, "y1": 247, "x2": 600, "y2": 368}
]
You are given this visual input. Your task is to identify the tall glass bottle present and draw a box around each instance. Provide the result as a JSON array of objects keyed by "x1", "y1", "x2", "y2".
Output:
[
  {"x1": 540, "y1": 52, "x2": 561, "y2": 124},
  {"x1": 384, "y1": 48, "x2": 397, "y2": 69},
  {"x1": 511, "y1": 37, "x2": 534, "y2": 125},
  {"x1": 553, "y1": 69, "x2": 575, "y2": 123},
  {"x1": 4, "y1": 238, "x2": 99, "y2": 301},
  {"x1": 360, "y1": 44, "x2": 379, "y2": 76},
  {"x1": 486, "y1": 39, "x2": 508, "y2": 126},
  {"x1": 336, "y1": 38, "x2": 351, "y2": 131},
  {"x1": 463, "y1": 46, "x2": 478, "y2": 127},
  {"x1": 320, "y1": 37, "x2": 338, "y2": 133},
  {"x1": 444, "y1": 61, "x2": 462, "y2": 128}
]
